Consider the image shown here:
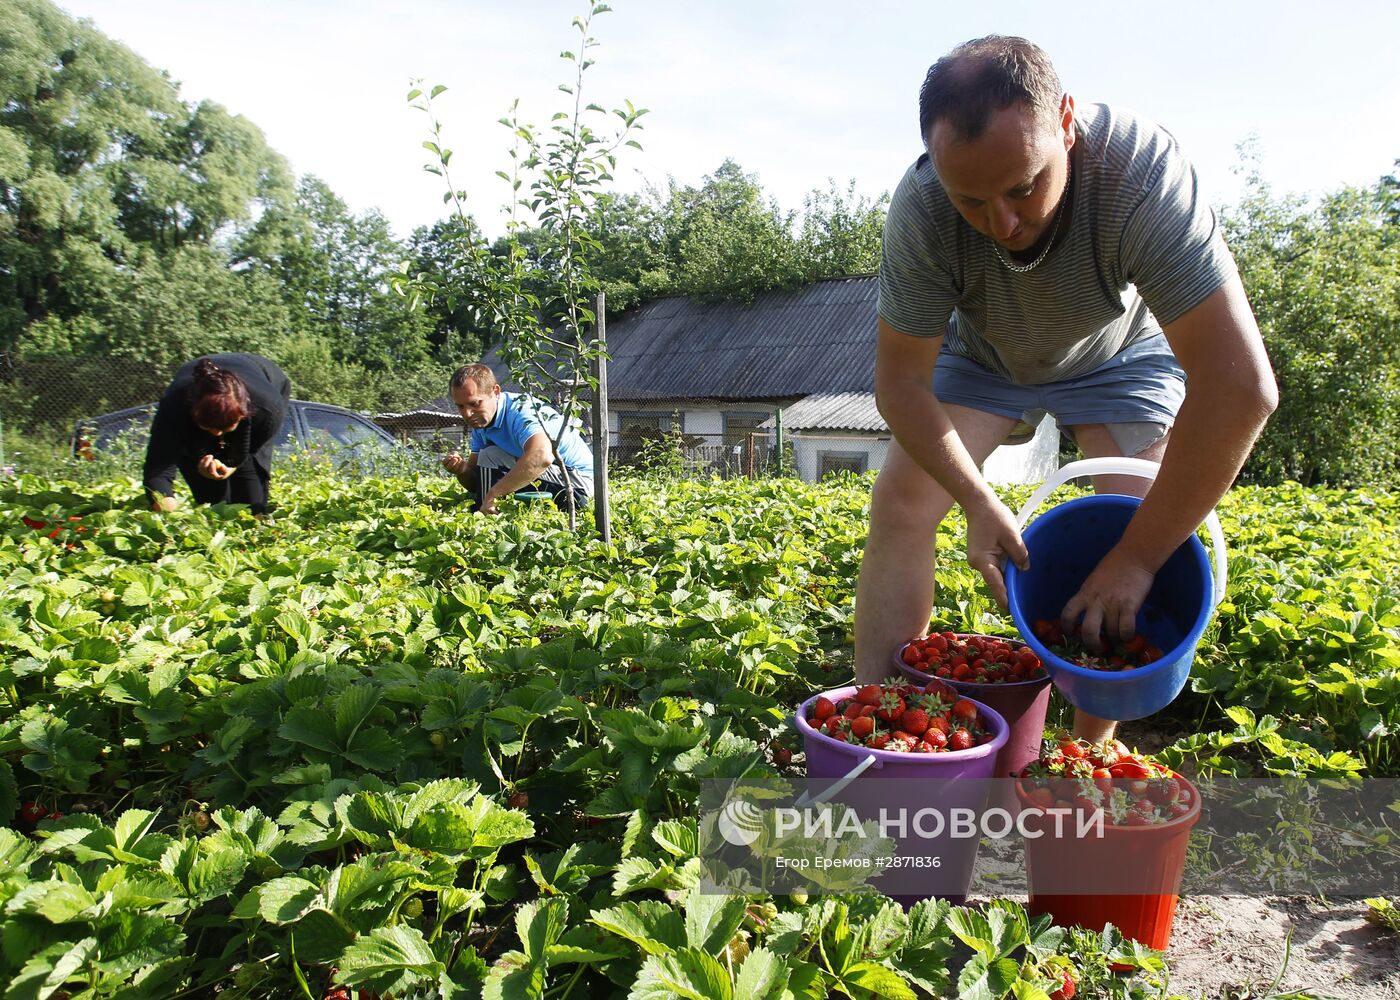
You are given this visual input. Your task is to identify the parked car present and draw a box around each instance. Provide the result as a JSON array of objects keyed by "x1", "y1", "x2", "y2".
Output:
[{"x1": 73, "y1": 399, "x2": 402, "y2": 463}]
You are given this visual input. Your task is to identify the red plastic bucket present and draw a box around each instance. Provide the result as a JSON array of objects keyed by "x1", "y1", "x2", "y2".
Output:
[
  {"x1": 1014, "y1": 772, "x2": 1201, "y2": 951},
  {"x1": 793, "y1": 685, "x2": 1008, "y2": 905},
  {"x1": 894, "y1": 637, "x2": 1053, "y2": 795}
]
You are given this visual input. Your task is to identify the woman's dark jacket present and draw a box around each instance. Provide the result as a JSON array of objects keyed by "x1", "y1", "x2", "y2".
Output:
[{"x1": 142, "y1": 353, "x2": 291, "y2": 497}]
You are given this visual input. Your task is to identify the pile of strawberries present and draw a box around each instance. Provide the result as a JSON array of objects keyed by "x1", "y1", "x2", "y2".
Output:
[
  {"x1": 805, "y1": 678, "x2": 996, "y2": 753},
  {"x1": 1018, "y1": 736, "x2": 1194, "y2": 826},
  {"x1": 21, "y1": 514, "x2": 90, "y2": 551},
  {"x1": 899, "y1": 632, "x2": 1045, "y2": 684},
  {"x1": 1031, "y1": 619, "x2": 1165, "y2": 671}
]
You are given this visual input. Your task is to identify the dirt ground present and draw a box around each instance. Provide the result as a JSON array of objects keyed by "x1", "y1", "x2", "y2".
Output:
[
  {"x1": 963, "y1": 887, "x2": 1400, "y2": 999},
  {"x1": 1163, "y1": 894, "x2": 1400, "y2": 999}
]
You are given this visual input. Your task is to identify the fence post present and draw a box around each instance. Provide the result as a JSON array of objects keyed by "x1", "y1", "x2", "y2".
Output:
[
  {"x1": 745, "y1": 431, "x2": 755, "y2": 478},
  {"x1": 774, "y1": 406, "x2": 784, "y2": 477},
  {"x1": 591, "y1": 292, "x2": 612, "y2": 546}
]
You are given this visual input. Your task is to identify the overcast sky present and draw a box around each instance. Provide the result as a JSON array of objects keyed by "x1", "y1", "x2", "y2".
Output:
[{"x1": 58, "y1": 0, "x2": 1400, "y2": 241}]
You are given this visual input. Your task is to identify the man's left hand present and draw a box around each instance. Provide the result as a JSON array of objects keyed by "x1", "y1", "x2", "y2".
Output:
[{"x1": 1058, "y1": 546, "x2": 1156, "y2": 652}]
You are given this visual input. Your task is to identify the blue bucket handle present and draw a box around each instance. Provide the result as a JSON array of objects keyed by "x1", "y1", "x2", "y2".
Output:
[
  {"x1": 1013, "y1": 457, "x2": 1228, "y2": 608},
  {"x1": 794, "y1": 753, "x2": 880, "y2": 807}
]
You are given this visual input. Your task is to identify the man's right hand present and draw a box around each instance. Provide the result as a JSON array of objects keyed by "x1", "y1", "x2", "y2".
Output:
[
  {"x1": 151, "y1": 495, "x2": 179, "y2": 513},
  {"x1": 964, "y1": 494, "x2": 1030, "y2": 610},
  {"x1": 441, "y1": 452, "x2": 469, "y2": 477}
]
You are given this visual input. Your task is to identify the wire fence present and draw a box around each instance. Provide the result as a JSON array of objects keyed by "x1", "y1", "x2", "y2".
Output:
[{"x1": 0, "y1": 353, "x2": 894, "y2": 484}]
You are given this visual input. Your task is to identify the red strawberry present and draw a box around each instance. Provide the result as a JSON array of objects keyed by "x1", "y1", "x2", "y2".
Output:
[
  {"x1": 1049, "y1": 968, "x2": 1077, "y2": 1000},
  {"x1": 923, "y1": 679, "x2": 958, "y2": 706},
  {"x1": 1059, "y1": 740, "x2": 1088, "y2": 760},
  {"x1": 773, "y1": 747, "x2": 793, "y2": 767},
  {"x1": 899, "y1": 708, "x2": 929, "y2": 736},
  {"x1": 811, "y1": 696, "x2": 836, "y2": 721},
  {"x1": 948, "y1": 728, "x2": 973, "y2": 752},
  {"x1": 951, "y1": 699, "x2": 979, "y2": 726},
  {"x1": 854, "y1": 684, "x2": 883, "y2": 706},
  {"x1": 867, "y1": 732, "x2": 891, "y2": 750},
  {"x1": 1146, "y1": 774, "x2": 1180, "y2": 805},
  {"x1": 875, "y1": 690, "x2": 905, "y2": 722},
  {"x1": 19, "y1": 802, "x2": 47, "y2": 824},
  {"x1": 849, "y1": 715, "x2": 876, "y2": 740},
  {"x1": 922, "y1": 728, "x2": 948, "y2": 750}
]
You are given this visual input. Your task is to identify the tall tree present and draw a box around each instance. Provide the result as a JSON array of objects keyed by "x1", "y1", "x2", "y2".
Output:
[
  {"x1": 236, "y1": 176, "x2": 433, "y2": 370},
  {"x1": 0, "y1": 0, "x2": 291, "y2": 349},
  {"x1": 799, "y1": 179, "x2": 887, "y2": 278},
  {"x1": 1225, "y1": 167, "x2": 1400, "y2": 485}
]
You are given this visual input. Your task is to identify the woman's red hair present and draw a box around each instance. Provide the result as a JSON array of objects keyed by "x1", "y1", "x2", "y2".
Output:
[{"x1": 188, "y1": 358, "x2": 251, "y2": 429}]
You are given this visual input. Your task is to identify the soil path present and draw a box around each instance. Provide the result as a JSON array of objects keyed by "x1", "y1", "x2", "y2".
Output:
[{"x1": 1164, "y1": 895, "x2": 1400, "y2": 999}]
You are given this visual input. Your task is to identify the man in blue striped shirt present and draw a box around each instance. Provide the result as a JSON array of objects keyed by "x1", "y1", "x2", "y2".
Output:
[{"x1": 856, "y1": 36, "x2": 1277, "y2": 740}]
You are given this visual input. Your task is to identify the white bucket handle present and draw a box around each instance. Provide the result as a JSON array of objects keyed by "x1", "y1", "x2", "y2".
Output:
[
  {"x1": 1013, "y1": 457, "x2": 1228, "y2": 608},
  {"x1": 794, "y1": 753, "x2": 879, "y2": 808}
]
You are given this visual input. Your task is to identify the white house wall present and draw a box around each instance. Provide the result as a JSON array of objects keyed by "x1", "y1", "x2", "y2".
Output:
[
  {"x1": 790, "y1": 435, "x2": 887, "y2": 481},
  {"x1": 606, "y1": 406, "x2": 1060, "y2": 486}
]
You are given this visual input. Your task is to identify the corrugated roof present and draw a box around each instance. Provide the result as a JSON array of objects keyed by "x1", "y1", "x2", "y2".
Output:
[
  {"x1": 480, "y1": 274, "x2": 879, "y2": 403},
  {"x1": 759, "y1": 392, "x2": 887, "y2": 433}
]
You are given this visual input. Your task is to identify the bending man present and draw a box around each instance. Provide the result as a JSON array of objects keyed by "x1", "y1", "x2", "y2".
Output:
[
  {"x1": 441, "y1": 363, "x2": 594, "y2": 514},
  {"x1": 855, "y1": 36, "x2": 1277, "y2": 740}
]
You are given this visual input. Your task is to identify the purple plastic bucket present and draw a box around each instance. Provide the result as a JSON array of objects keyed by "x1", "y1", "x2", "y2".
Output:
[
  {"x1": 893, "y1": 638, "x2": 1053, "y2": 793},
  {"x1": 793, "y1": 685, "x2": 1009, "y2": 905}
]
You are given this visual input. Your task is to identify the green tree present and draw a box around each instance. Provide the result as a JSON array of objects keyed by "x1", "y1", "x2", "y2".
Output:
[
  {"x1": 404, "y1": 3, "x2": 647, "y2": 528},
  {"x1": 0, "y1": 0, "x2": 291, "y2": 349},
  {"x1": 236, "y1": 175, "x2": 433, "y2": 370},
  {"x1": 799, "y1": 179, "x2": 887, "y2": 278},
  {"x1": 404, "y1": 217, "x2": 489, "y2": 360},
  {"x1": 1226, "y1": 166, "x2": 1400, "y2": 486},
  {"x1": 666, "y1": 159, "x2": 805, "y2": 303}
]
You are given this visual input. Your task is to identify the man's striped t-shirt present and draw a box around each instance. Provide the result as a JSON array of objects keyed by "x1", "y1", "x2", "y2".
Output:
[{"x1": 876, "y1": 103, "x2": 1237, "y2": 385}]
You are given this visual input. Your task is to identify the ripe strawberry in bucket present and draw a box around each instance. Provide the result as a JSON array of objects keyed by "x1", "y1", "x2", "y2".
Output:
[
  {"x1": 803, "y1": 678, "x2": 993, "y2": 754},
  {"x1": 1018, "y1": 735, "x2": 1195, "y2": 826},
  {"x1": 900, "y1": 632, "x2": 1046, "y2": 683},
  {"x1": 1032, "y1": 619, "x2": 1164, "y2": 671}
]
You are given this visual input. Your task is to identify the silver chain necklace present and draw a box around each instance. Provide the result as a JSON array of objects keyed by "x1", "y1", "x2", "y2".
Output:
[{"x1": 993, "y1": 155, "x2": 1072, "y2": 274}]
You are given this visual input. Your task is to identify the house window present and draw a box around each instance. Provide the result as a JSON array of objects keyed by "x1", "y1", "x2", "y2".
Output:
[
  {"x1": 722, "y1": 411, "x2": 769, "y2": 447},
  {"x1": 617, "y1": 411, "x2": 677, "y2": 436},
  {"x1": 817, "y1": 451, "x2": 868, "y2": 477}
]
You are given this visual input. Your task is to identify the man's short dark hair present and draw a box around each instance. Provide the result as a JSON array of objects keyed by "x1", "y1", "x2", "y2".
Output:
[
  {"x1": 918, "y1": 35, "x2": 1062, "y2": 145},
  {"x1": 450, "y1": 363, "x2": 498, "y2": 392}
]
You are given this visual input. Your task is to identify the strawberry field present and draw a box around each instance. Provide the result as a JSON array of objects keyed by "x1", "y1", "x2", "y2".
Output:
[{"x1": 1, "y1": 470, "x2": 1397, "y2": 998}]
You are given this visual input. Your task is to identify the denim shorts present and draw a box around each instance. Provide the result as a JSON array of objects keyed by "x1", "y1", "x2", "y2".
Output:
[{"x1": 933, "y1": 334, "x2": 1187, "y2": 456}]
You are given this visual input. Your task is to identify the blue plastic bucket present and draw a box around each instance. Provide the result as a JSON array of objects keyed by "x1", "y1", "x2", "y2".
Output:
[{"x1": 1005, "y1": 461, "x2": 1226, "y2": 721}]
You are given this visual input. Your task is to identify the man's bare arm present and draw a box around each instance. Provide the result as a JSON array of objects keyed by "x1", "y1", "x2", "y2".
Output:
[
  {"x1": 481, "y1": 434, "x2": 555, "y2": 506},
  {"x1": 875, "y1": 317, "x2": 1029, "y2": 604},
  {"x1": 1062, "y1": 276, "x2": 1278, "y2": 640}
]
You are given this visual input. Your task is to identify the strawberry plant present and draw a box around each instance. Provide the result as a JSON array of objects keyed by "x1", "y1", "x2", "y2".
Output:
[{"x1": 0, "y1": 464, "x2": 1396, "y2": 995}]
